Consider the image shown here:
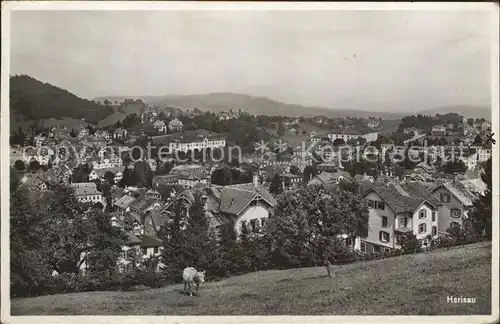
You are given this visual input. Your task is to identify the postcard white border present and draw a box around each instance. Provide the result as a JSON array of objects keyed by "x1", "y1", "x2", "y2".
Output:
[{"x1": 1, "y1": 2, "x2": 499, "y2": 324}]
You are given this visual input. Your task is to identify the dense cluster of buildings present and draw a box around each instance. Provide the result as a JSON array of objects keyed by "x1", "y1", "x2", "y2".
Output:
[{"x1": 12, "y1": 110, "x2": 491, "y2": 276}]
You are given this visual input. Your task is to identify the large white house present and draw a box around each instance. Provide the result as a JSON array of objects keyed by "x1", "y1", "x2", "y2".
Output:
[
  {"x1": 354, "y1": 184, "x2": 442, "y2": 253},
  {"x1": 160, "y1": 177, "x2": 277, "y2": 236},
  {"x1": 327, "y1": 131, "x2": 378, "y2": 144},
  {"x1": 71, "y1": 182, "x2": 103, "y2": 204},
  {"x1": 153, "y1": 120, "x2": 167, "y2": 133},
  {"x1": 168, "y1": 118, "x2": 184, "y2": 132},
  {"x1": 167, "y1": 131, "x2": 226, "y2": 153}
]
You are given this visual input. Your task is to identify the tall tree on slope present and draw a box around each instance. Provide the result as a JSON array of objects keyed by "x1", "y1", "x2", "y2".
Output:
[{"x1": 470, "y1": 158, "x2": 492, "y2": 239}]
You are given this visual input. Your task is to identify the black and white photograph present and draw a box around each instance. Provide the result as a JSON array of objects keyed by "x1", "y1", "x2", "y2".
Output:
[{"x1": 1, "y1": 2, "x2": 498, "y2": 322}]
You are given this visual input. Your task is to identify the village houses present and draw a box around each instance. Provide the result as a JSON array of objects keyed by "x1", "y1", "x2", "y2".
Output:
[
  {"x1": 431, "y1": 125, "x2": 447, "y2": 136},
  {"x1": 168, "y1": 118, "x2": 183, "y2": 133},
  {"x1": 94, "y1": 130, "x2": 112, "y2": 142},
  {"x1": 71, "y1": 182, "x2": 104, "y2": 204},
  {"x1": 166, "y1": 131, "x2": 226, "y2": 153},
  {"x1": 113, "y1": 127, "x2": 128, "y2": 140},
  {"x1": 153, "y1": 120, "x2": 167, "y2": 133},
  {"x1": 327, "y1": 131, "x2": 379, "y2": 143},
  {"x1": 159, "y1": 177, "x2": 277, "y2": 237}
]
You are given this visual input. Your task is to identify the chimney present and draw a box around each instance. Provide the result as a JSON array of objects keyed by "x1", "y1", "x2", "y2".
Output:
[{"x1": 252, "y1": 174, "x2": 259, "y2": 187}]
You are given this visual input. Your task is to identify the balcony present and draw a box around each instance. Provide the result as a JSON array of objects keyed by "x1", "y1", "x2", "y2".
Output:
[{"x1": 395, "y1": 227, "x2": 413, "y2": 234}]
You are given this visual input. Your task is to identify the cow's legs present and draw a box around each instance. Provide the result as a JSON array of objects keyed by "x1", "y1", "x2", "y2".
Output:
[
  {"x1": 196, "y1": 283, "x2": 199, "y2": 296},
  {"x1": 183, "y1": 281, "x2": 187, "y2": 293},
  {"x1": 189, "y1": 282, "x2": 193, "y2": 297}
]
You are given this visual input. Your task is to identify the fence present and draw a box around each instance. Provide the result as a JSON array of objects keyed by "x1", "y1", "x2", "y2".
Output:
[{"x1": 329, "y1": 235, "x2": 488, "y2": 267}]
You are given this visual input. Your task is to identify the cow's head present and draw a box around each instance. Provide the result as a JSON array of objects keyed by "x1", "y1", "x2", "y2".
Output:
[{"x1": 197, "y1": 270, "x2": 206, "y2": 284}]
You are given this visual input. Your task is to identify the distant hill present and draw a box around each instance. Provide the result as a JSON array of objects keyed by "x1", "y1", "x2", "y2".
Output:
[
  {"x1": 10, "y1": 75, "x2": 113, "y2": 124},
  {"x1": 417, "y1": 105, "x2": 491, "y2": 120},
  {"x1": 98, "y1": 102, "x2": 148, "y2": 127},
  {"x1": 95, "y1": 93, "x2": 404, "y2": 119}
]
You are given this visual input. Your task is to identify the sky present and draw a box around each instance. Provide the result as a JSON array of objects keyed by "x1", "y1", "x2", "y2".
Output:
[{"x1": 10, "y1": 9, "x2": 493, "y2": 112}]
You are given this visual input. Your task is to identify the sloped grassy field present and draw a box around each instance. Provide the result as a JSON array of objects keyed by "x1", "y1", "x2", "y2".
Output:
[{"x1": 11, "y1": 243, "x2": 491, "y2": 315}]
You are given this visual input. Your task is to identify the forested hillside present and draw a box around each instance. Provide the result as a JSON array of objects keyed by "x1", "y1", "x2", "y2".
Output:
[{"x1": 10, "y1": 75, "x2": 113, "y2": 124}]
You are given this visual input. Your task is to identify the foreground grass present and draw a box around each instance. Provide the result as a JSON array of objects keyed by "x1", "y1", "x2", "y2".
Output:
[{"x1": 11, "y1": 243, "x2": 491, "y2": 315}]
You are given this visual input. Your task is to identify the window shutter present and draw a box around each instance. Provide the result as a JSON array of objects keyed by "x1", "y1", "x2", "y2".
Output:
[{"x1": 440, "y1": 193, "x2": 443, "y2": 202}]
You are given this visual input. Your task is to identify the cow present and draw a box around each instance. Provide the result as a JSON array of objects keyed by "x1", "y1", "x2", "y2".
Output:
[{"x1": 182, "y1": 267, "x2": 206, "y2": 296}]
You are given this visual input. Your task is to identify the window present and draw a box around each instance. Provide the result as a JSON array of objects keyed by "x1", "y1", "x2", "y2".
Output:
[
  {"x1": 360, "y1": 242, "x2": 366, "y2": 252},
  {"x1": 373, "y1": 245, "x2": 381, "y2": 254},
  {"x1": 440, "y1": 193, "x2": 451, "y2": 203},
  {"x1": 141, "y1": 248, "x2": 147, "y2": 255},
  {"x1": 418, "y1": 223, "x2": 427, "y2": 234},
  {"x1": 241, "y1": 220, "x2": 247, "y2": 229},
  {"x1": 250, "y1": 219, "x2": 257, "y2": 233},
  {"x1": 399, "y1": 216, "x2": 408, "y2": 228},
  {"x1": 384, "y1": 248, "x2": 390, "y2": 254},
  {"x1": 450, "y1": 221, "x2": 460, "y2": 229},
  {"x1": 432, "y1": 211, "x2": 436, "y2": 222},
  {"x1": 377, "y1": 201, "x2": 385, "y2": 210},
  {"x1": 261, "y1": 218, "x2": 267, "y2": 227},
  {"x1": 367, "y1": 200, "x2": 374, "y2": 208},
  {"x1": 379, "y1": 231, "x2": 390, "y2": 243},
  {"x1": 419, "y1": 209, "x2": 427, "y2": 219},
  {"x1": 154, "y1": 247, "x2": 159, "y2": 254},
  {"x1": 382, "y1": 216, "x2": 388, "y2": 227},
  {"x1": 432, "y1": 226, "x2": 437, "y2": 236},
  {"x1": 451, "y1": 208, "x2": 461, "y2": 218}
]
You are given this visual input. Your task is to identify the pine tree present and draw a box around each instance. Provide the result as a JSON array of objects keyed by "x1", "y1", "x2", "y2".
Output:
[
  {"x1": 160, "y1": 200, "x2": 188, "y2": 280},
  {"x1": 470, "y1": 158, "x2": 492, "y2": 239},
  {"x1": 183, "y1": 194, "x2": 217, "y2": 270},
  {"x1": 211, "y1": 222, "x2": 237, "y2": 278}
]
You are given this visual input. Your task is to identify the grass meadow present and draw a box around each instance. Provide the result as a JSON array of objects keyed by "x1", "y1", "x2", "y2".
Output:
[{"x1": 11, "y1": 242, "x2": 491, "y2": 316}]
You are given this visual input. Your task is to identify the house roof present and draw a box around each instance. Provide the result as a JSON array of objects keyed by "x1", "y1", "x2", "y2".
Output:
[
  {"x1": 459, "y1": 178, "x2": 487, "y2": 196},
  {"x1": 429, "y1": 180, "x2": 478, "y2": 207},
  {"x1": 129, "y1": 197, "x2": 159, "y2": 214},
  {"x1": 137, "y1": 234, "x2": 163, "y2": 248},
  {"x1": 392, "y1": 182, "x2": 442, "y2": 208},
  {"x1": 114, "y1": 195, "x2": 137, "y2": 209},
  {"x1": 95, "y1": 130, "x2": 110, "y2": 136},
  {"x1": 162, "y1": 183, "x2": 277, "y2": 220},
  {"x1": 415, "y1": 162, "x2": 435, "y2": 173},
  {"x1": 168, "y1": 118, "x2": 183, "y2": 126},
  {"x1": 123, "y1": 232, "x2": 142, "y2": 246},
  {"x1": 311, "y1": 170, "x2": 353, "y2": 185},
  {"x1": 364, "y1": 186, "x2": 429, "y2": 214},
  {"x1": 71, "y1": 182, "x2": 101, "y2": 196}
]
